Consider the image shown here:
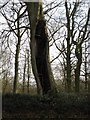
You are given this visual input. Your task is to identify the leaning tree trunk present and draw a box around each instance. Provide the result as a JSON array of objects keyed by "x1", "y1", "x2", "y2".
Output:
[
  {"x1": 84, "y1": 41, "x2": 88, "y2": 91},
  {"x1": 26, "y1": 2, "x2": 57, "y2": 95}
]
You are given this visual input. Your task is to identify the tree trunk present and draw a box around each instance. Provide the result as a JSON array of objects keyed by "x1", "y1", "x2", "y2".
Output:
[
  {"x1": 26, "y1": 2, "x2": 42, "y2": 95},
  {"x1": 26, "y1": 2, "x2": 57, "y2": 95},
  {"x1": 75, "y1": 45, "x2": 82, "y2": 93},
  {"x1": 3, "y1": 72, "x2": 8, "y2": 93},
  {"x1": 67, "y1": 40, "x2": 71, "y2": 92},
  {"x1": 13, "y1": 11, "x2": 21, "y2": 93},
  {"x1": 75, "y1": 62, "x2": 81, "y2": 93},
  {"x1": 65, "y1": 1, "x2": 72, "y2": 92},
  {"x1": 63, "y1": 58, "x2": 67, "y2": 91},
  {"x1": 27, "y1": 49, "x2": 30, "y2": 94},
  {"x1": 85, "y1": 41, "x2": 88, "y2": 91},
  {"x1": 35, "y1": 19, "x2": 55, "y2": 94},
  {"x1": 88, "y1": 76, "x2": 90, "y2": 94},
  {"x1": 22, "y1": 53, "x2": 26, "y2": 93}
]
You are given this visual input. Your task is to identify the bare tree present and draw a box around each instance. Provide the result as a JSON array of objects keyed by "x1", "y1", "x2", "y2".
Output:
[
  {"x1": 0, "y1": 1, "x2": 30, "y2": 93},
  {"x1": 26, "y1": 2, "x2": 57, "y2": 95}
]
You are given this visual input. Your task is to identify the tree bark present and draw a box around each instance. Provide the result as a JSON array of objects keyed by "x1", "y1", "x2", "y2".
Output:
[
  {"x1": 85, "y1": 41, "x2": 88, "y2": 91},
  {"x1": 65, "y1": 1, "x2": 72, "y2": 92},
  {"x1": 75, "y1": 45, "x2": 82, "y2": 93},
  {"x1": 26, "y1": 2, "x2": 57, "y2": 95},
  {"x1": 3, "y1": 72, "x2": 8, "y2": 93},
  {"x1": 27, "y1": 49, "x2": 30, "y2": 94},
  {"x1": 13, "y1": 11, "x2": 21, "y2": 93},
  {"x1": 26, "y1": 2, "x2": 42, "y2": 95},
  {"x1": 22, "y1": 53, "x2": 26, "y2": 93}
]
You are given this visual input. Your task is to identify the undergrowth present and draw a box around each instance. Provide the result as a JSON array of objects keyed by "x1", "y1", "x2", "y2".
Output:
[{"x1": 2, "y1": 93, "x2": 90, "y2": 119}]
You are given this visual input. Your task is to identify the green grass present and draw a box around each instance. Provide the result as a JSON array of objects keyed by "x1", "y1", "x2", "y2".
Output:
[{"x1": 2, "y1": 93, "x2": 90, "y2": 119}]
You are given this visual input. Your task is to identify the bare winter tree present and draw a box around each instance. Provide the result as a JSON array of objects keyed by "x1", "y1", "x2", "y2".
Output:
[{"x1": 26, "y1": 2, "x2": 57, "y2": 95}]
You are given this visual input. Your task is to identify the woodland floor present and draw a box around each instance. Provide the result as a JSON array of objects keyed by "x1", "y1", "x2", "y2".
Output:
[{"x1": 2, "y1": 93, "x2": 90, "y2": 120}]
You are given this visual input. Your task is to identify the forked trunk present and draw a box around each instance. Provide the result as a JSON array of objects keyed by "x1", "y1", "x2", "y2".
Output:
[{"x1": 26, "y1": 2, "x2": 57, "y2": 95}]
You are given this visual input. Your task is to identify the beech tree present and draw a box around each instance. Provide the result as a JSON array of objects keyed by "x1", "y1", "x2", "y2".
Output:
[{"x1": 26, "y1": 2, "x2": 57, "y2": 95}]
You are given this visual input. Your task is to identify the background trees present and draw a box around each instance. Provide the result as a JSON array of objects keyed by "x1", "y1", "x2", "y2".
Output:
[
  {"x1": 0, "y1": 1, "x2": 31, "y2": 93},
  {"x1": 0, "y1": 0, "x2": 89, "y2": 95},
  {"x1": 46, "y1": 0, "x2": 90, "y2": 93}
]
